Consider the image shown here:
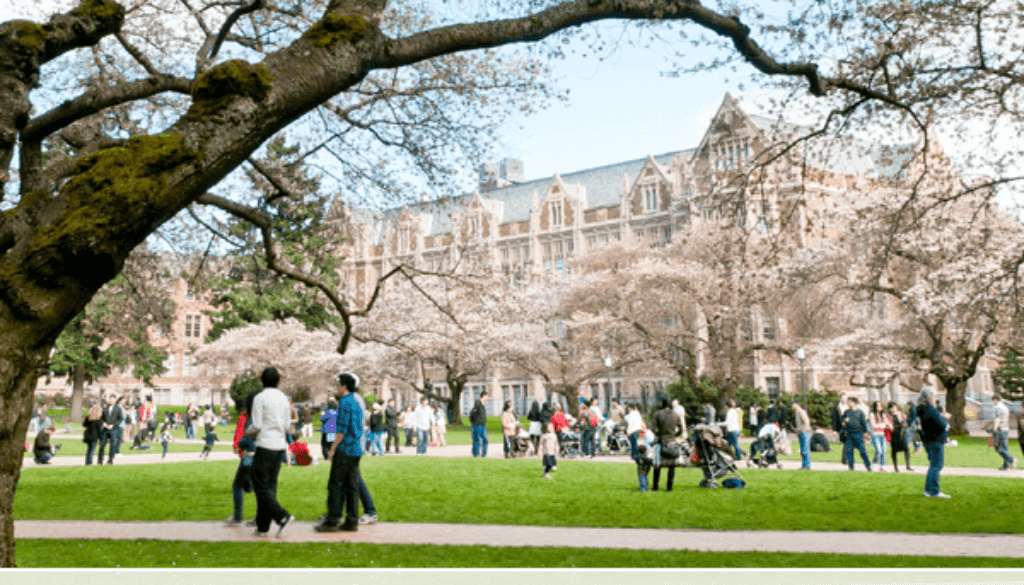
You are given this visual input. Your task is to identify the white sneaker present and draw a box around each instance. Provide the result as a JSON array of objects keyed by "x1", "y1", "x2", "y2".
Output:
[
  {"x1": 358, "y1": 514, "x2": 377, "y2": 525},
  {"x1": 934, "y1": 492, "x2": 951, "y2": 499},
  {"x1": 1011, "y1": 458, "x2": 1018, "y2": 470}
]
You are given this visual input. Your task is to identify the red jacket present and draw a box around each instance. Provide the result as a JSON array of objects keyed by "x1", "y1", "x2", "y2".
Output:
[
  {"x1": 233, "y1": 413, "x2": 248, "y2": 456},
  {"x1": 551, "y1": 411, "x2": 570, "y2": 432}
]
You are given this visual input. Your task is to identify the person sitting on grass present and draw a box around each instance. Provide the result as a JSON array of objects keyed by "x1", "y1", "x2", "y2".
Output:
[
  {"x1": 33, "y1": 425, "x2": 60, "y2": 464},
  {"x1": 635, "y1": 444, "x2": 653, "y2": 492},
  {"x1": 540, "y1": 423, "x2": 558, "y2": 479},
  {"x1": 160, "y1": 422, "x2": 173, "y2": 459},
  {"x1": 201, "y1": 423, "x2": 219, "y2": 460},
  {"x1": 130, "y1": 426, "x2": 153, "y2": 450},
  {"x1": 288, "y1": 439, "x2": 315, "y2": 466}
]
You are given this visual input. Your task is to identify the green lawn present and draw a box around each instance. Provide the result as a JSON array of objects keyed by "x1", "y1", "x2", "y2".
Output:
[
  {"x1": 771, "y1": 435, "x2": 1017, "y2": 469},
  {"x1": 14, "y1": 539, "x2": 1023, "y2": 568},
  {"x1": 15, "y1": 457, "x2": 1020, "y2": 534}
]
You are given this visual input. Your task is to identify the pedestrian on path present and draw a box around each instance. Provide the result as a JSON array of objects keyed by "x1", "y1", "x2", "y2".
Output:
[
  {"x1": 317, "y1": 373, "x2": 365, "y2": 532},
  {"x1": 385, "y1": 399, "x2": 400, "y2": 454},
  {"x1": 226, "y1": 391, "x2": 259, "y2": 526},
  {"x1": 402, "y1": 405, "x2": 415, "y2": 448},
  {"x1": 248, "y1": 367, "x2": 294, "y2": 536},
  {"x1": 433, "y1": 402, "x2": 447, "y2": 447},
  {"x1": 869, "y1": 401, "x2": 892, "y2": 470},
  {"x1": 723, "y1": 400, "x2": 745, "y2": 461},
  {"x1": 889, "y1": 402, "x2": 912, "y2": 472},
  {"x1": 625, "y1": 404, "x2": 644, "y2": 460},
  {"x1": 502, "y1": 401, "x2": 517, "y2": 458},
  {"x1": 469, "y1": 390, "x2": 489, "y2": 457},
  {"x1": 916, "y1": 386, "x2": 950, "y2": 499},
  {"x1": 841, "y1": 396, "x2": 872, "y2": 472},
  {"x1": 791, "y1": 398, "x2": 812, "y2": 470},
  {"x1": 415, "y1": 397, "x2": 434, "y2": 455},
  {"x1": 369, "y1": 402, "x2": 386, "y2": 456},
  {"x1": 160, "y1": 422, "x2": 173, "y2": 458},
  {"x1": 83, "y1": 402, "x2": 103, "y2": 466},
  {"x1": 320, "y1": 398, "x2": 338, "y2": 460},
  {"x1": 98, "y1": 394, "x2": 124, "y2": 465},
  {"x1": 991, "y1": 394, "x2": 1018, "y2": 470},
  {"x1": 540, "y1": 423, "x2": 557, "y2": 479},
  {"x1": 527, "y1": 402, "x2": 543, "y2": 455}
]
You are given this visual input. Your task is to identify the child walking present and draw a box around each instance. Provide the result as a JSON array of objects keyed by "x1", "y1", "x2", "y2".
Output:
[
  {"x1": 540, "y1": 423, "x2": 558, "y2": 479},
  {"x1": 201, "y1": 423, "x2": 218, "y2": 460},
  {"x1": 636, "y1": 444, "x2": 653, "y2": 492},
  {"x1": 160, "y1": 422, "x2": 172, "y2": 459}
]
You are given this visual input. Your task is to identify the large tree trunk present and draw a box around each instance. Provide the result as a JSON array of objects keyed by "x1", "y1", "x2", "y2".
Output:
[
  {"x1": 938, "y1": 376, "x2": 969, "y2": 435},
  {"x1": 447, "y1": 378, "x2": 466, "y2": 427},
  {"x1": 69, "y1": 364, "x2": 85, "y2": 423},
  {"x1": 0, "y1": 343, "x2": 51, "y2": 567}
]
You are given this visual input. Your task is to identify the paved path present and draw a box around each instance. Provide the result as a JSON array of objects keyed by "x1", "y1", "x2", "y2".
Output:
[
  {"x1": 14, "y1": 520, "x2": 1024, "y2": 558},
  {"x1": 23, "y1": 443, "x2": 1024, "y2": 479}
]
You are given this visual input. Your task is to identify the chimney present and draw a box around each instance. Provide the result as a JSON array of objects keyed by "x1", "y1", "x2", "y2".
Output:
[{"x1": 501, "y1": 158, "x2": 524, "y2": 183}]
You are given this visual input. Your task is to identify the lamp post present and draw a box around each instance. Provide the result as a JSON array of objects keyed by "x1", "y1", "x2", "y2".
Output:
[
  {"x1": 603, "y1": 356, "x2": 612, "y2": 411},
  {"x1": 796, "y1": 346, "x2": 807, "y2": 410}
]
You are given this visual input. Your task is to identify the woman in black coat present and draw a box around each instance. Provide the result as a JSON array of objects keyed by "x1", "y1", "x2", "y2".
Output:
[
  {"x1": 888, "y1": 401, "x2": 911, "y2": 472},
  {"x1": 527, "y1": 401, "x2": 543, "y2": 454},
  {"x1": 83, "y1": 402, "x2": 104, "y2": 466}
]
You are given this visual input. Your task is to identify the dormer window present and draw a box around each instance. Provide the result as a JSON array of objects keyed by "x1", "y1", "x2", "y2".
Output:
[
  {"x1": 467, "y1": 215, "x2": 481, "y2": 239},
  {"x1": 714, "y1": 138, "x2": 751, "y2": 171},
  {"x1": 643, "y1": 185, "x2": 659, "y2": 213},
  {"x1": 550, "y1": 202, "x2": 563, "y2": 227}
]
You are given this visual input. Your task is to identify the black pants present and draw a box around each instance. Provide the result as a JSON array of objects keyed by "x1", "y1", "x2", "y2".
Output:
[
  {"x1": 653, "y1": 466, "x2": 675, "y2": 491},
  {"x1": 326, "y1": 451, "x2": 361, "y2": 527},
  {"x1": 386, "y1": 427, "x2": 400, "y2": 452},
  {"x1": 405, "y1": 428, "x2": 414, "y2": 447},
  {"x1": 581, "y1": 428, "x2": 596, "y2": 456},
  {"x1": 251, "y1": 447, "x2": 290, "y2": 533}
]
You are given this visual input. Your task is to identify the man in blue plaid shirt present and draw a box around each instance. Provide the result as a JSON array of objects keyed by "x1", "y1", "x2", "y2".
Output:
[{"x1": 316, "y1": 373, "x2": 364, "y2": 532}]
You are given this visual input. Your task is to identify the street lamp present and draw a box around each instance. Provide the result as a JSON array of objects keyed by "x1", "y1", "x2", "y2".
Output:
[
  {"x1": 796, "y1": 346, "x2": 807, "y2": 409},
  {"x1": 603, "y1": 356, "x2": 612, "y2": 410}
]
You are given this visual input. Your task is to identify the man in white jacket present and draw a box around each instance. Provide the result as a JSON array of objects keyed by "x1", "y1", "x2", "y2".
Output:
[
  {"x1": 992, "y1": 394, "x2": 1017, "y2": 470},
  {"x1": 247, "y1": 367, "x2": 294, "y2": 536}
]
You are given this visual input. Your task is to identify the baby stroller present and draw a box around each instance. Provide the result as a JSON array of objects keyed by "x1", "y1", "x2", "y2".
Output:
[
  {"x1": 690, "y1": 424, "x2": 743, "y2": 488},
  {"x1": 513, "y1": 431, "x2": 534, "y2": 458},
  {"x1": 558, "y1": 430, "x2": 581, "y2": 458},
  {"x1": 605, "y1": 424, "x2": 630, "y2": 455}
]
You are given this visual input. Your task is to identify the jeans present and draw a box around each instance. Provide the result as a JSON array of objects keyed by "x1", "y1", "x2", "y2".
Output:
[
  {"x1": 386, "y1": 427, "x2": 400, "y2": 452},
  {"x1": 161, "y1": 440, "x2": 168, "y2": 458},
  {"x1": 471, "y1": 425, "x2": 488, "y2": 457},
  {"x1": 326, "y1": 452, "x2": 361, "y2": 527},
  {"x1": 798, "y1": 431, "x2": 811, "y2": 469},
  {"x1": 726, "y1": 431, "x2": 745, "y2": 459},
  {"x1": 404, "y1": 428, "x2": 414, "y2": 447},
  {"x1": 994, "y1": 430, "x2": 1015, "y2": 468},
  {"x1": 357, "y1": 471, "x2": 376, "y2": 516},
  {"x1": 231, "y1": 459, "x2": 253, "y2": 521},
  {"x1": 581, "y1": 427, "x2": 596, "y2": 457},
  {"x1": 628, "y1": 432, "x2": 640, "y2": 460},
  {"x1": 871, "y1": 432, "x2": 887, "y2": 466},
  {"x1": 98, "y1": 428, "x2": 120, "y2": 464},
  {"x1": 638, "y1": 472, "x2": 649, "y2": 492},
  {"x1": 845, "y1": 432, "x2": 871, "y2": 470},
  {"x1": 924, "y1": 441, "x2": 945, "y2": 496},
  {"x1": 186, "y1": 423, "x2": 195, "y2": 440},
  {"x1": 35, "y1": 452, "x2": 53, "y2": 464},
  {"x1": 369, "y1": 432, "x2": 385, "y2": 456},
  {"x1": 251, "y1": 447, "x2": 290, "y2": 533},
  {"x1": 417, "y1": 429, "x2": 430, "y2": 455},
  {"x1": 85, "y1": 440, "x2": 98, "y2": 465}
]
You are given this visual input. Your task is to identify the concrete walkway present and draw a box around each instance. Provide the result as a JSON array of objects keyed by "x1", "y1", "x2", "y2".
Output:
[
  {"x1": 14, "y1": 520, "x2": 1024, "y2": 558},
  {"x1": 23, "y1": 442, "x2": 1024, "y2": 478}
]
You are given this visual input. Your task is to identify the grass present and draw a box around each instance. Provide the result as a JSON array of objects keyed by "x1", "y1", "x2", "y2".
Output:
[
  {"x1": 14, "y1": 539, "x2": 1023, "y2": 568},
  {"x1": 773, "y1": 435, "x2": 1020, "y2": 469},
  {"x1": 15, "y1": 457, "x2": 1022, "y2": 534}
]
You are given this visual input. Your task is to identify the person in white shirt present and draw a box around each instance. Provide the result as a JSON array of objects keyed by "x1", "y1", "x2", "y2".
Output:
[
  {"x1": 992, "y1": 394, "x2": 1017, "y2": 470},
  {"x1": 247, "y1": 367, "x2": 294, "y2": 536},
  {"x1": 625, "y1": 404, "x2": 644, "y2": 460},
  {"x1": 414, "y1": 397, "x2": 433, "y2": 455},
  {"x1": 723, "y1": 400, "x2": 745, "y2": 459},
  {"x1": 672, "y1": 399, "x2": 687, "y2": 439}
]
